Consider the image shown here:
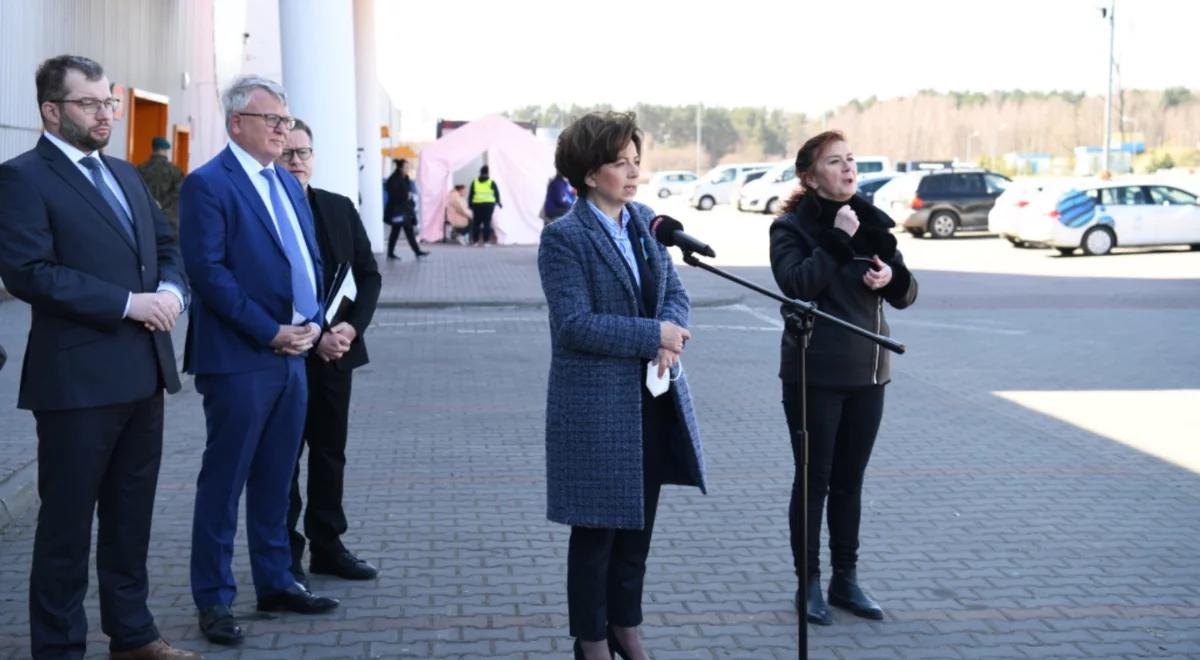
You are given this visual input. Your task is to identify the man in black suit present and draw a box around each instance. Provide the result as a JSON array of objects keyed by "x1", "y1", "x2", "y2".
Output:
[
  {"x1": 276, "y1": 119, "x2": 382, "y2": 585},
  {"x1": 0, "y1": 56, "x2": 198, "y2": 659}
]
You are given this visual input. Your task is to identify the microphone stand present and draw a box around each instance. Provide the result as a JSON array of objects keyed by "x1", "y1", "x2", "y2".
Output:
[{"x1": 679, "y1": 250, "x2": 904, "y2": 660}]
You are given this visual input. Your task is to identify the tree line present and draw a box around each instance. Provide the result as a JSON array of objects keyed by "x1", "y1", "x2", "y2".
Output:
[{"x1": 507, "y1": 87, "x2": 1199, "y2": 174}]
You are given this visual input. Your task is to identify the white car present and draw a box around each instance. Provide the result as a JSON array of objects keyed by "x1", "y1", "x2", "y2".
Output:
[
  {"x1": 1013, "y1": 180, "x2": 1200, "y2": 255},
  {"x1": 689, "y1": 162, "x2": 774, "y2": 210},
  {"x1": 988, "y1": 178, "x2": 1087, "y2": 246},
  {"x1": 648, "y1": 170, "x2": 698, "y2": 199},
  {"x1": 737, "y1": 161, "x2": 796, "y2": 214}
]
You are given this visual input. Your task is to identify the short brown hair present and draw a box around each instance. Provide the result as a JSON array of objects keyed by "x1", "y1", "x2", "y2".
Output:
[
  {"x1": 555, "y1": 112, "x2": 642, "y2": 196},
  {"x1": 36, "y1": 55, "x2": 105, "y2": 106},
  {"x1": 781, "y1": 130, "x2": 847, "y2": 215}
]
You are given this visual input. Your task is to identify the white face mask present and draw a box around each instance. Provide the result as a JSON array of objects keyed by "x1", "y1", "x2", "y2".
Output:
[{"x1": 645, "y1": 359, "x2": 681, "y2": 397}]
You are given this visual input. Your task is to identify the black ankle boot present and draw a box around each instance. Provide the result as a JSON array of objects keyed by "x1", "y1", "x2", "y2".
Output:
[
  {"x1": 799, "y1": 574, "x2": 831, "y2": 625},
  {"x1": 827, "y1": 568, "x2": 884, "y2": 620}
]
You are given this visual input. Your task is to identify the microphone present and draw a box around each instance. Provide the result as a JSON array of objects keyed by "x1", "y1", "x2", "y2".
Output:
[{"x1": 650, "y1": 215, "x2": 716, "y2": 258}]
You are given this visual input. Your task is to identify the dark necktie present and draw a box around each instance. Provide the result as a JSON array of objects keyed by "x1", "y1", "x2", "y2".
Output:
[
  {"x1": 79, "y1": 156, "x2": 135, "y2": 241},
  {"x1": 260, "y1": 167, "x2": 319, "y2": 321}
]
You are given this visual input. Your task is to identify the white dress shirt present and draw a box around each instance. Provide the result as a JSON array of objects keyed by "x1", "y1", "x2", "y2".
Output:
[
  {"x1": 42, "y1": 131, "x2": 185, "y2": 317},
  {"x1": 226, "y1": 140, "x2": 318, "y2": 324}
]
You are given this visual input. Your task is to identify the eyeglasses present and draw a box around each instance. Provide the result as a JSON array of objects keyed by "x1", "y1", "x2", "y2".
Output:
[
  {"x1": 236, "y1": 112, "x2": 296, "y2": 130},
  {"x1": 54, "y1": 97, "x2": 122, "y2": 114},
  {"x1": 280, "y1": 147, "x2": 313, "y2": 161}
]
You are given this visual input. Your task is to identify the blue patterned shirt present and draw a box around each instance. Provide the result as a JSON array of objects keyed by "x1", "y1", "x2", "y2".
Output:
[{"x1": 586, "y1": 199, "x2": 639, "y2": 288}]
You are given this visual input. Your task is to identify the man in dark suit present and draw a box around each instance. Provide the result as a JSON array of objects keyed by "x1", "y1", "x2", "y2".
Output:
[
  {"x1": 0, "y1": 56, "x2": 198, "y2": 660},
  {"x1": 179, "y1": 75, "x2": 338, "y2": 647},
  {"x1": 276, "y1": 119, "x2": 382, "y2": 585}
]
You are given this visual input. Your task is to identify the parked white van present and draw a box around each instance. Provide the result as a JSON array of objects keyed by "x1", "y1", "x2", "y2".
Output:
[{"x1": 689, "y1": 162, "x2": 774, "y2": 210}]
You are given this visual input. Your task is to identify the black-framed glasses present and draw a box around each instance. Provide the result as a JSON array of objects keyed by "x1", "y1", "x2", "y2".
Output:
[
  {"x1": 236, "y1": 112, "x2": 296, "y2": 130},
  {"x1": 280, "y1": 147, "x2": 313, "y2": 161},
  {"x1": 54, "y1": 97, "x2": 122, "y2": 115}
]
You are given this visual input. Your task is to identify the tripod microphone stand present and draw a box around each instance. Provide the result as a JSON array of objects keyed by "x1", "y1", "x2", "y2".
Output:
[{"x1": 679, "y1": 250, "x2": 904, "y2": 659}]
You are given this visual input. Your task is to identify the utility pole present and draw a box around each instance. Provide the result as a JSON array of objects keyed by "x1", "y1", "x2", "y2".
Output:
[
  {"x1": 1102, "y1": 0, "x2": 1115, "y2": 175},
  {"x1": 695, "y1": 102, "x2": 703, "y2": 174}
]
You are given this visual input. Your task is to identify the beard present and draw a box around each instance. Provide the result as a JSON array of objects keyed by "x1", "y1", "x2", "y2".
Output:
[{"x1": 59, "y1": 113, "x2": 109, "y2": 152}]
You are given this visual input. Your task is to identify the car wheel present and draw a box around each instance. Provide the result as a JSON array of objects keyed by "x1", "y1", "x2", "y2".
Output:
[
  {"x1": 1056, "y1": 247, "x2": 1075, "y2": 256},
  {"x1": 657, "y1": 188, "x2": 670, "y2": 199},
  {"x1": 765, "y1": 197, "x2": 781, "y2": 215},
  {"x1": 698, "y1": 195, "x2": 715, "y2": 211},
  {"x1": 906, "y1": 228, "x2": 924, "y2": 238},
  {"x1": 1081, "y1": 226, "x2": 1115, "y2": 256},
  {"x1": 928, "y1": 212, "x2": 958, "y2": 238},
  {"x1": 1190, "y1": 244, "x2": 1200, "y2": 251}
]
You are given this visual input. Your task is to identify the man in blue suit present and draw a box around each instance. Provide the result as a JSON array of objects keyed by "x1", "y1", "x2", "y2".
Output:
[
  {"x1": 0, "y1": 55, "x2": 197, "y2": 660},
  {"x1": 180, "y1": 75, "x2": 338, "y2": 646}
]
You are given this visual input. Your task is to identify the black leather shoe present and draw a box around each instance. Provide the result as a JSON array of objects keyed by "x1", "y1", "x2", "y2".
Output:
[
  {"x1": 310, "y1": 549, "x2": 378, "y2": 580},
  {"x1": 801, "y1": 575, "x2": 832, "y2": 625},
  {"x1": 290, "y1": 560, "x2": 309, "y2": 589},
  {"x1": 828, "y1": 568, "x2": 884, "y2": 620},
  {"x1": 198, "y1": 604, "x2": 243, "y2": 645},
  {"x1": 415, "y1": 250, "x2": 431, "y2": 258},
  {"x1": 256, "y1": 582, "x2": 339, "y2": 614}
]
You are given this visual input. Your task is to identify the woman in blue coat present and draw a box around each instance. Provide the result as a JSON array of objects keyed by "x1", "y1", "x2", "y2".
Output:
[{"x1": 537, "y1": 112, "x2": 707, "y2": 660}]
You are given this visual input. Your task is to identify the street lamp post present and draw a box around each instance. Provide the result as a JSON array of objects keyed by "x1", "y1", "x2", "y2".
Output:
[
  {"x1": 966, "y1": 130, "x2": 981, "y2": 164},
  {"x1": 1102, "y1": 0, "x2": 1116, "y2": 175}
]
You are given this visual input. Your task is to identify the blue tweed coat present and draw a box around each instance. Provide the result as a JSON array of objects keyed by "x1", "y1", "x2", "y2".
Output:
[{"x1": 538, "y1": 200, "x2": 707, "y2": 530}]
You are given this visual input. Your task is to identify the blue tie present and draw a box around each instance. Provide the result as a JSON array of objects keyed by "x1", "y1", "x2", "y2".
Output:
[
  {"x1": 79, "y1": 156, "x2": 135, "y2": 241},
  {"x1": 260, "y1": 167, "x2": 319, "y2": 321}
]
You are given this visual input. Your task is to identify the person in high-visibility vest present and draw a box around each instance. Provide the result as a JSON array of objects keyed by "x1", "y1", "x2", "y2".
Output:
[{"x1": 467, "y1": 165, "x2": 502, "y2": 246}]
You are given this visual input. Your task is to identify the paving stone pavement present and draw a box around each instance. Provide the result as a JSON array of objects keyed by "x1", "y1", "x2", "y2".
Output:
[{"x1": 0, "y1": 242, "x2": 1198, "y2": 659}]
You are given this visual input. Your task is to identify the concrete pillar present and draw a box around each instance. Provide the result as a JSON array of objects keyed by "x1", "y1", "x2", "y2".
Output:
[
  {"x1": 353, "y1": 0, "x2": 384, "y2": 253},
  {"x1": 279, "y1": 0, "x2": 359, "y2": 204}
]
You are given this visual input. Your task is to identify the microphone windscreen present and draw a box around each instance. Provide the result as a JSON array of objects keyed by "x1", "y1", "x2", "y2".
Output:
[{"x1": 650, "y1": 215, "x2": 684, "y2": 245}]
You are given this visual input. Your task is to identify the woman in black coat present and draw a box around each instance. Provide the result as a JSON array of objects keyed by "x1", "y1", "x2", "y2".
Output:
[
  {"x1": 769, "y1": 131, "x2": 918, "y2": 625},
  {"x1": 383, "y1": 159, "x2": 428, "y2": 259}
]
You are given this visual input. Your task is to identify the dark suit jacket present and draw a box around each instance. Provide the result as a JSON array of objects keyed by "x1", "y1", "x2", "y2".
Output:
[
  {"x1": 179, "y1": 146, "x2": 324, "y2": 375},
  {"x1": 307, "y1": 186, "x2": 381, "y2": 371},
  {"x1": 0, "y1": 136, "x2": 186, "y2": 410}
]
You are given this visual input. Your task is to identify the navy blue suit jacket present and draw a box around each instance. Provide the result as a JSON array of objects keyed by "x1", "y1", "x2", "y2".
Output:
[
  {"x1": 0, "y1": 137, "x2": 187, "y2": 410},
  {"x1": 180, "y1": 146, "x2": 324, "y2": 375}
]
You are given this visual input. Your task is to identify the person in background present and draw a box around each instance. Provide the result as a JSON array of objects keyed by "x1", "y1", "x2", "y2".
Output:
[
  {"x1": 538, "y1": 112, "x2": 707, "y2": 660},
  {"x1": 467, "y1": 164, "x2": 501, "y2": 246},
  {"x1": 0, "y1": 54, "x2": 196, "y2": 660},
  {"x1": 445, "y1": 183, "x2": 473, "y2": 244},
  {"x1": 276, "y1": 118, "x2": 382, "y2": 587},
  {"x1": 768, "y1": 130, "x2": 918, "y2": 626},
  {"x1": 137, "y1": 136, "x2": 184, "y2": 237},
  {"x1": 383, "y1": 158, "x2": 428, "y2": 260},
  {"x1": 542, "y1": 173, "x2": 576, "y2": 224}
]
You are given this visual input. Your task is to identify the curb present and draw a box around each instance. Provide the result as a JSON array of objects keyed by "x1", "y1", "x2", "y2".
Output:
[{"x1": 371, "y1": 295, "x2": 746, "y2": 310}]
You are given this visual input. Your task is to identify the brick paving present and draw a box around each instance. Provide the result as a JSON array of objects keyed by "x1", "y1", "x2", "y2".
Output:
[{"x1": 0, "y1": 240, "x2": 1198, "y2": 658}]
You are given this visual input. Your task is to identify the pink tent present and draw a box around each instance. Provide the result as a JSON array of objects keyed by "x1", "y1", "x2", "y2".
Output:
[{"x1": 415, "y1": 114, "x2": 556, "y2": 245}]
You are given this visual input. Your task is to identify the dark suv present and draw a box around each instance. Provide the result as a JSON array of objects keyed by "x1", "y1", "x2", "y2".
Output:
[{"x1": 892, "y1": 169, "x2": 1011, "y2": 238}]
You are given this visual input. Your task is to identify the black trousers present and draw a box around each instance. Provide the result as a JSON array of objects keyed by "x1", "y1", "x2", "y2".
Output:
[
  {"x1": 781, "y1": 382, "x2": 885, "y2": 578},
  {"x1": 30, "y1": 394, "x2": 164, "y2": 659},
  {"x1": 288, "y1": 358, "x2": 353, "y2": 563},
  {"x1": 566, "y1": 388, "x2": 672, "y2": 642},
  {"x1": 387, "y1": 217, "x2": 421, "y2": 256},
  {"x1": 469, "y1": 203, "x2": 495, "y2": 244}
]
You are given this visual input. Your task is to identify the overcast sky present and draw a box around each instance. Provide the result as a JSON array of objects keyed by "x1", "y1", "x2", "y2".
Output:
[{"x1": 374, "y1": 0, "x2": 1198, "y2": 140}]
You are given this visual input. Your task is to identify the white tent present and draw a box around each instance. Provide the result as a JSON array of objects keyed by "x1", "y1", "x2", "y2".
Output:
[{"x1": 415, "y1": 114, "x2": 556, "y2": 245}]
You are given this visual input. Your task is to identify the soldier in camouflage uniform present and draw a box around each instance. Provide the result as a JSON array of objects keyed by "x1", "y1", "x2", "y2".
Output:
[{"x1": 137, "y1": 136, "x2": 184, "y2": 236}]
